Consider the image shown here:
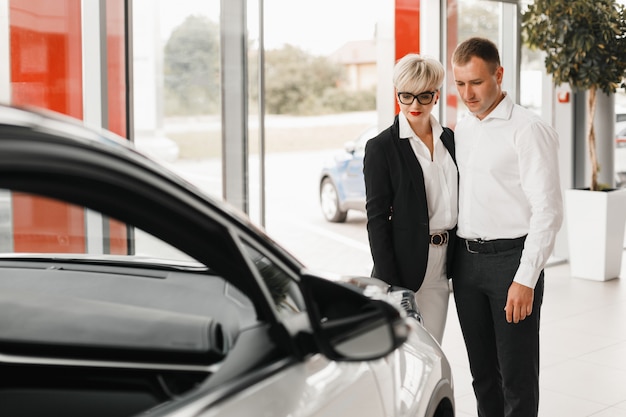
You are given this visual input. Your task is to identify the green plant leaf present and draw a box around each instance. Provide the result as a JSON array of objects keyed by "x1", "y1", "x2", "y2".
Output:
[{"x1": 522, "y1": 0, "x2": 626, "y2": 191}]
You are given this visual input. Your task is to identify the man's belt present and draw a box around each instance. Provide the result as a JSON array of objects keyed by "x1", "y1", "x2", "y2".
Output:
[{"x1": 459, "y1": 236, "x2": 526, "y2": 254}]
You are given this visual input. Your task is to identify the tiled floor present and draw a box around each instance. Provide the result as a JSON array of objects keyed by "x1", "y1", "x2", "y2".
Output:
[{"x1": 443, "y1": 256, "x2": 626, "y2": 417}]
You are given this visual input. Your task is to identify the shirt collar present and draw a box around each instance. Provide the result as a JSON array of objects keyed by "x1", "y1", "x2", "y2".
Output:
[
  {"x1": 470, "y1": 91, "x2": 513, "y2": 122},
  {"x1": 398, "y1": 111, "x2": 443, "y2": 140}
]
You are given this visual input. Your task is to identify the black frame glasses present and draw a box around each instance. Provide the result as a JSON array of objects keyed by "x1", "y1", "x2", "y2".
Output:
[{"x1": 397, "y1": 91, "x2": 436, "y2": 105}]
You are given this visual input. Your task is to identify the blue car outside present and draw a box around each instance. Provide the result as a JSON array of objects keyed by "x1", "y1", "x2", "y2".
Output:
[{"x1": 319, "y1": 126, "x2": 378, "y2": 222}]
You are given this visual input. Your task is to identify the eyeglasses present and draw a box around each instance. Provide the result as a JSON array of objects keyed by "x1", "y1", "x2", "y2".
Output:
[{"x1": 397, "y1": 91, "x2": 436, "y2": 105}]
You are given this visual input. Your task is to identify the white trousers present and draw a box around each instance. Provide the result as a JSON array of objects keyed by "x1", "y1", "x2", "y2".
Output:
[{"x1": 414, "y1": 243, "x2": 450, "y2": 344}]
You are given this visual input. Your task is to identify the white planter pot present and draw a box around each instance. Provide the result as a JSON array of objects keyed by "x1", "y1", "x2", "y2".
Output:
[{"x1": 565, "y1": 188, "x2": 626, "y2": 281}]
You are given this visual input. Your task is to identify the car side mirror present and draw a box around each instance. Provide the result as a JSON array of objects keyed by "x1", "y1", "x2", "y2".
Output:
[{"x1": 299, "y1": 273, "x2": 409, "y2": 361}]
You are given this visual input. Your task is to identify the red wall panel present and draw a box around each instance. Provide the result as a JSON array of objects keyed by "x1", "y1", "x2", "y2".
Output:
[
  {"x1": 10, "y1": 0, "x2": 85, "y2": 253},
  {"x1": 9, "y1": 0, "x2": 129, "y2": 254},
  {"x1": 12, "y1": 194, "x2": 86, "y2": 254},
  {"x1": 445, "y1": 0, "x2": 459, "y2": 128},
  {"x1": 395, "y1": 0, "x2": 420, "y2": 59},
  {"x1": 10, "y1": 0, "x2": 83, "y2": 116},
  {"x1": 394, "y1": 0, "x2": 421, "y2": 114},
  {"x1": 106, "y1": 0, "x2": 127, "y2": 138}
]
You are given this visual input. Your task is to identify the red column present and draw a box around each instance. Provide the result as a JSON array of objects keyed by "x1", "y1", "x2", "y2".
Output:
[
  {"x1": 9, "y1": 0, "x2": 129, "y2": 254},
  {"x1": 10, "y1": 0, "x2": 86, "y2": 253},
  {"x1": 395, "y1": 0, "x2": 420, "y2": 59},
  {"x1": 445, "y1": 0, "x2": 458, "y2": 128},
  {"x1": 394, "y1": 0, "x2": 420, "y2": 114}
]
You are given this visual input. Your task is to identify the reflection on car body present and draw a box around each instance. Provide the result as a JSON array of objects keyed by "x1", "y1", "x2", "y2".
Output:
[
  {"x1": 0, "y1": 105, "x2": 454, "y2": 417},
  {"x1": 319, "y1": 126, "x2": 377, "y2": 222}
]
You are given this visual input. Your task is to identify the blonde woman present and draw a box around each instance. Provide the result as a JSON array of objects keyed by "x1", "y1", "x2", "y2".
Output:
[{"x1": 363, "y1": 53, "x2": 457, "y2": 344}]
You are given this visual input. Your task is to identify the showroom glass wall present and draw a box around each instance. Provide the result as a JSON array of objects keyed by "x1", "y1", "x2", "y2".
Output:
[
  {"x1": 2, "y1": 0, "x2": 129, "y2": 254},
  {"x1": 1, "y1": 0, "x2": 569, "y2": 275},
  {"x1": 133, "y1": 0, "x2": 533, "y2": 275},
  {"x1": 131, "y1": 0, "x2": 384, "y2": 275},
  {"x1": 444, "y1": 0, "x2": 546, "y2": 125},
  {"x1": 131, "y1": 0, "x2": 382, "y2": 207}
]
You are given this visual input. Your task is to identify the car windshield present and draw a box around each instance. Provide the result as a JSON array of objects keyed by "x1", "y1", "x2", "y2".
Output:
[{"x1": 0, "y1": 189, "x2": 199, "y2": 266}]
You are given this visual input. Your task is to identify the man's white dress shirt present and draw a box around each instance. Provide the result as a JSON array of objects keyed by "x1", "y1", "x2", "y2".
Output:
[{"x1": 455, "y1": 93, "x2": 563, "y2": 288}]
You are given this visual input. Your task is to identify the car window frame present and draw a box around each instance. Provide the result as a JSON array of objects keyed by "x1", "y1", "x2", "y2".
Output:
[
  {"x1": 237, "y1": 235, "x2": 307, "y2": 315},
  {"x1": 0, "y1": 123, "x2": 281, "y2": 322}
]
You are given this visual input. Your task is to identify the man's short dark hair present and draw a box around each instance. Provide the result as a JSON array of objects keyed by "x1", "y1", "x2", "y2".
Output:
[{"x1": 452, "y1": 37, "x2": 501, "y2": 73}]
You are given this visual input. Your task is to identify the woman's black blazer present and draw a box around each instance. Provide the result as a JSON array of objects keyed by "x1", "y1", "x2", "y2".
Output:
[{"x1": 363, "y1": 115, "x2": 456, "y2": 291}]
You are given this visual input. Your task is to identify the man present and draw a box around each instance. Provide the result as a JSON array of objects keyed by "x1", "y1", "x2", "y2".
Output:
[{"x1": 451, "y1": 37, "x2": 563, "y2": 417}]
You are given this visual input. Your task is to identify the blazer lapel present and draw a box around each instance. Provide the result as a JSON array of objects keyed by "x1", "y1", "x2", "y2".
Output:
[
  {"x1": 440, "y1": 127, "x2": 457, "y2": 165},
  {"x1": 396, "y1": 137, "x2": 426, "y2": 197}
]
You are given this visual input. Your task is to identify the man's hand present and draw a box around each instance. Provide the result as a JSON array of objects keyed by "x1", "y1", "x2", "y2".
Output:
[{"x1": 504, "y1": 282, "x2": 534, "y2": 323}]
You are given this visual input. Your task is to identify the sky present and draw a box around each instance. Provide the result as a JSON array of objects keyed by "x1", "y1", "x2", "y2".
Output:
[
  {"x1": 157, "y1": 0, "x2": 381, "y2": 55},
  {"x1": 157, "y1": 0, "x2": 626, "y2": 56}
]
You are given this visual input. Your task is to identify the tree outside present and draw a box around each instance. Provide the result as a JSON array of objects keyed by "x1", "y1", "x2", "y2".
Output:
[
  {"x1": 163, "y1": 16, "x2": 375, "y2": 117},
  {"x1": 522, "y1": 0, "x2": 626, "y2": 190},
  {"x1": 164, "y1": 15, "x2": 221, "y2": 116}
]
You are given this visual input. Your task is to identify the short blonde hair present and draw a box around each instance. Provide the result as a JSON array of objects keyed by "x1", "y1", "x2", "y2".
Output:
[{"x1": 393, "y1": 53, "x2": 445, "y2": 93}]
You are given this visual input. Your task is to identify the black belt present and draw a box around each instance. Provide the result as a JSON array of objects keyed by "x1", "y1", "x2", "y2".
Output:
[
  {"x1": 459, "y1": 236, "x2": 526, "y2": 254},
  {"x1": 429, "y1": 231, "x2": 449, "y2": 246}
]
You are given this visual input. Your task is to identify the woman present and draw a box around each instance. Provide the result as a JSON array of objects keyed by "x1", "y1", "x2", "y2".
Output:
[{"x1": 363, "y1": 53, "x2": 457, "y2": 344}]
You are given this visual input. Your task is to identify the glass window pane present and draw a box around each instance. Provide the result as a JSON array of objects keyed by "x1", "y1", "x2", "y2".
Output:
[
  {"x1": 519, "y1": 0, "x2": 544, "y2": 116},
  {"x1": 254, "y1": 0, "x2": 380, "y2": 276},
  {"x1": 132, "y1": 0, "x2": 222, "y2": 198},
  {"x1": 136, "y1": 0, "x2": 384, "y2": 277},
  {"x1": 1, "y1": 191, "x2": 197, "y2": 263},
  {"x1": 445, "y1": 0, "x2": 503, "y2": 126}
]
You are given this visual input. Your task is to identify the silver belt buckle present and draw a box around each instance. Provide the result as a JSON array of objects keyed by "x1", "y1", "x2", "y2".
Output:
[{"x1": 465, "y1": 238, "x2": 480, "y2": 254}]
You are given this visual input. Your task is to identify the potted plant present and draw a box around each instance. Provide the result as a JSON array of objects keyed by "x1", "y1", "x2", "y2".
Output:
[{"x1": 521, "y1": 0, "x2": 626, "y2": 280}]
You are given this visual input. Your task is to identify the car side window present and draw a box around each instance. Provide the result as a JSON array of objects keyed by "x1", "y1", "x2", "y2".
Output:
[
  {"x1": 0, "y1": 190, "x2": 198, "y2": 264},
  {"x1": 241, "y1": 241, "x2": 305, "y2": 315}
]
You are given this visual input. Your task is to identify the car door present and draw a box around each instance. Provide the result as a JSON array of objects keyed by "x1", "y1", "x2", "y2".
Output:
[
  {"x1": 192, "y1": 239, "x2": 389, "y2": 417},
  {"x1": 191, "y1": 353, "x2": 388, "y2": 417}
]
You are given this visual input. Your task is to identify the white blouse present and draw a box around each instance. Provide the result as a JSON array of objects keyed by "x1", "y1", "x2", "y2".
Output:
[{"x1": 398, "y1": 112, "x2": 458, "y2": 234}]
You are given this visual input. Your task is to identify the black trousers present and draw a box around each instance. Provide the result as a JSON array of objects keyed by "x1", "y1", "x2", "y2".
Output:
[{"x1": 452, "y1": 239, "x2": 544, "y2": 417}]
